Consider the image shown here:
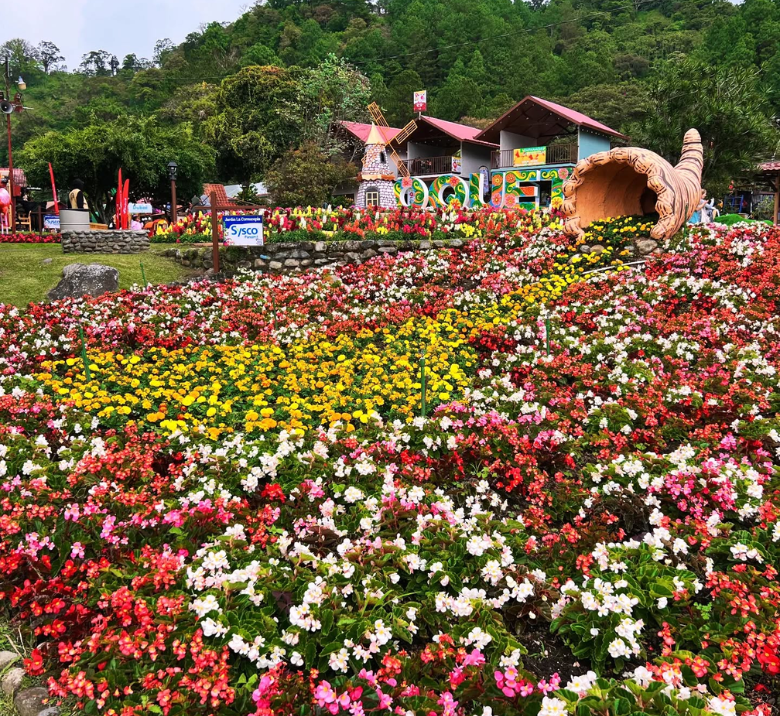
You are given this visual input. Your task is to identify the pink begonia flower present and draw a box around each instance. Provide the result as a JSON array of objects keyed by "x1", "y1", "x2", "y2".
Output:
[
  {"x1": 314, "y1": 681, "x2": 338, "y2": 711},
  {"x1": 376, "y1": 688, "x2": 392, "y2": 709},
  {"x1": 70, "y1": 542, "x2": 85, "y2": 559},
  {"x1": 358, "y1": 669, "x2": 377, "y2": 686},
  {"x1": 462, "y1": 649, "x2": 485, "y2": 667}
]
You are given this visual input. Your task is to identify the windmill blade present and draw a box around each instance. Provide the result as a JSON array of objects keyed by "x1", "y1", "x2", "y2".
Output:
[
  {"x1": 367, "y1": 102, "x2": 388, "y2": 127},
  {"x1": 389, "y1": 147, "x2": 409, "y2": 178},
  {"x1": 393, "y1": 120, "x2": 417, "y2": 146}
]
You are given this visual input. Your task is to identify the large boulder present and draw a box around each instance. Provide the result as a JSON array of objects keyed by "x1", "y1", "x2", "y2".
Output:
[
  {"x1": 14, "y1": 687, "x2": 57, "y2": 716},
  {"x1": 47, "y1": 263, "x2": 119, "y2": 301}
]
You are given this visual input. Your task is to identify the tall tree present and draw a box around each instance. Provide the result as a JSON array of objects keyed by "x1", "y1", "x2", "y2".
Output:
[
  {"x1": 265, "y1": 141, "x2": 354, "y2": 207},
  {"x1": 204, "y1": 65, "x2": 301, "y2": 184},
  {"x1": 36, "y1": 41, "x2": 64, "y2": 74},
  {"x1": 292, "y1": 55, "x2": 372, "y2": 153},
  {"x1": 19, "y1": 116, "x2": 215, "y2": 221},
  {"x1": 79, "y1": 50, "x2": 113, "y2": 76},
  {"x1": 631, "y1": 58, "x2": 779, "y2": 196}
]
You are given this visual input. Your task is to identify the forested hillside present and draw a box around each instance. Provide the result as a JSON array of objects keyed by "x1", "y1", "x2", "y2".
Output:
[{"x1": 2, "y1": 0, "x2": 780, "y2": 202}]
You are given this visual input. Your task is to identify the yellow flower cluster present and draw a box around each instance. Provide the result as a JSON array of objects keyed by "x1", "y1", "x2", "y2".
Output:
[{"x1": 37, "y1": 317, "x2": 482, "y2": 438}]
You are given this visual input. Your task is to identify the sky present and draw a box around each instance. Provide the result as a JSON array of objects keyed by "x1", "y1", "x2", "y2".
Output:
[{"x1": 3, "y1": 0, "x2": 253, "y2": 69}]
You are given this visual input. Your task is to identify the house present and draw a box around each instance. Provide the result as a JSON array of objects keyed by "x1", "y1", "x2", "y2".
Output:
[
  {"x1": 392, "y1": 116, "x2": 497, "y2": 181},
  {"x1": 387, "y1": 97, "x2": 625, "y2": 210},
  {"x1": 475, "y1": 96, "x2": 626, "y2": 209}
]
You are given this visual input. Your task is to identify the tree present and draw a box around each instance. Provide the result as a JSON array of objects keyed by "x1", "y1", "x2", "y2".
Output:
[
  {"x1": 153, "y1": 39, "x2": 175, "y2": 67},
  {"x1": 560, "y1": 82, "x2": 650, "y2": 136},
  {"x1": 204, "y1": 65, "x2": 301, "y2": 184},
  {"x1": 265, "y1": 142, "x2": 355, "y2": 207},
  {"x1": 630, "y1": 58, "x2": 779, "y2": 196},
  {"x1": 19, "y1": 116, "x2": 215, "y2": 221},
  {"x1": 383, "y1": 69, "x2": 423, "y2": 127},
  {"x1": 122, "y1": 54, "x2": 152, "y2": 73},
  {"x1": 241, "y1": 43, "x2": 280, "y2": 67},
  {"x1": 0, "y1": 39, "x2": 39, "y2": 75},
  {"x1": 292, "y1": 55, "x2": 372, "y2": 153},
  {"x1": 36, "y1": 41, "x2": 64, "y2": 73},
  {"x1": 79, "y1": 50, "x2": 113, "y2": 76},
  {"x1": 432, "y1": 59, "x2": 483, "y2": 121}
]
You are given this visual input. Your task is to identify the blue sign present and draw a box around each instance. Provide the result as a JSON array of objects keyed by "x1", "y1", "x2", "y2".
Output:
[
  {"x1": 224, "y1": 214, "x2": 264, "y2": 246},
  {"x1": 44, "y1": 215, "x2": 60, "y2": 230}
]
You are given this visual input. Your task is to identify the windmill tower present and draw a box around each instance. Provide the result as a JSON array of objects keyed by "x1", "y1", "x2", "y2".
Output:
[{"x1": 356, "y1": 124, "x2": 397, "y2": 208}]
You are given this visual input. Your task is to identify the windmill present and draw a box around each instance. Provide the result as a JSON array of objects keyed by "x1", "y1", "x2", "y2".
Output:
[{"x1": 367, "y1": 102, "x2": 417, "y2": 178}]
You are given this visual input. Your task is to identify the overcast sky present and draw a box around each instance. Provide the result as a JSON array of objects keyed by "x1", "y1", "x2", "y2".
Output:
[{"x1": 4, "y1": 0, "x2": 252, "y2": 69}]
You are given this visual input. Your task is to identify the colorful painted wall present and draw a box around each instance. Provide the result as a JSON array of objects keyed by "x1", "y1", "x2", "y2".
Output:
[{"x1": 394, "y1": 165, "x2": 572, "y2": 210}]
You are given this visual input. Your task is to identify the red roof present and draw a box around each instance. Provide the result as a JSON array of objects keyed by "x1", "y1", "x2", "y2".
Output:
[
  {"x1": 392, "y1": 116, "x2": 498, "y2": 148},
  {"x1": 760, "y1": 161, "x2": 780, "y2": 174},
  {"x1": 340, "y1": 122, "x2": 401, "y2": 144},
  {"x1": 204, "y1": 184, "x2": 238, "y2": 207},
  {"x1": 476, "y1": 96, "x2": 627, "y2": 143},
  {"x1": 528, "y1": 96, "x2": 625, "y2": 138}
]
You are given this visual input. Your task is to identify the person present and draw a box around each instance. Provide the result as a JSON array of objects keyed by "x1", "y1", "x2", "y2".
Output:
[
  {"x1": 69, "y1": 179, "x2": 89, "y2": 210},
  {"x1": 0, "y1": 177, "x2": 11, "y2": 233},
  {"x1": 703, "y1": 197, "x2": 718, "y2": 223}
]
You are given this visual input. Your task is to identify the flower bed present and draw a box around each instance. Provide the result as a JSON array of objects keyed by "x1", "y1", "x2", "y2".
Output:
[
  {"x1": 0, "y1": 231, "x2": 61, "y2": 243},
  {"x1": 0, "y1": 221, "x2": 779, "y2": 716},
  {"x1": 150, "y1": 207, "x2": 561, "y2": 244}
]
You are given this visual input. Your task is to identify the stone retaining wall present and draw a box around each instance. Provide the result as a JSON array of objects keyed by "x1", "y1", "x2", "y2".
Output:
[
  {"x1": 160, "y1": 238, "x2": 468, "y2": 274},
  {"x1": 62, "y1": 230, "x2": 150, "y2": 254}
]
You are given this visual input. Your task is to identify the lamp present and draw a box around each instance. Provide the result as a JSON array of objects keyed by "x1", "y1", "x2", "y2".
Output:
[
  {"x1": 167, "y1": 161, "x2": 178, "y2": 225},
  {"x1": 17, "y1": 76, "x2": 25, "y2": 91}
]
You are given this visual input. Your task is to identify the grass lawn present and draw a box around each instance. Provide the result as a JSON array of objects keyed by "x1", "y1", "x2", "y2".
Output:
[{"x1": 0, "y1": 245, "x2": 196, "y2": 307}]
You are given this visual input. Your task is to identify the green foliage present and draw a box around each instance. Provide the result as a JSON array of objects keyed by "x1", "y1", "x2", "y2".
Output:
[
  {"x1": 293, "y1": 54, "x2": 372, "y2": 152},
  {"x1": 630, "y1": 58, "x2": 779, "y2": 196},
  {"x1": 18, "y1": 117, "x2": 215, "y2": 222},
  {"x1": 204, "y1": 65, "x2": 301, "y2": 185},
  {"x1": 265, "y1": 142, "x2": 355, "y2": 208}
]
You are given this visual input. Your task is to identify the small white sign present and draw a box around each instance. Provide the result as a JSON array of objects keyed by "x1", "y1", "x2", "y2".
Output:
[
  {"x1": 128, "y1": 202, "x2": 153, "y2": 214},
  {"x1": 44, "y1": 215, "x2": 60, "y2": 230},
  {"x1": 224, "y1": 214, "x2": 264, "y2": 246}
]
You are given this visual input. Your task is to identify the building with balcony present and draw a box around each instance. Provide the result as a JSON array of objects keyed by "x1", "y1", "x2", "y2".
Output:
[
  {"x1": 392, "y1": 116, "x2": 497, "y2": 180},
  {"x1": 475, "y1": 96, "x2": 626, "y2": 209}
]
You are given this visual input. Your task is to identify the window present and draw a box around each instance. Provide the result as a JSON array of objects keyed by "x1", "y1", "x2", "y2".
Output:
[
  {"x1": 365, "y1": 187, "x2": 380, "y2": 206},
  {"x1": 379, "y1": 151, "x2": 386, "y2": 163}
]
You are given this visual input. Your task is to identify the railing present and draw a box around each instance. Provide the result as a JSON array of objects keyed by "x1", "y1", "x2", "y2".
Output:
[
  {"x1": 490, "y1": 144, "x2": 578, "y2": 169},
  {"x1": 398, "y1": 156, "x2": 460, "y2": 176}
]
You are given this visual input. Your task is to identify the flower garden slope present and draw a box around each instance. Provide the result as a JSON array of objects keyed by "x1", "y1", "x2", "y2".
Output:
[{"x1": 0, "y1": 222, "x2": 779, "y2": 716}]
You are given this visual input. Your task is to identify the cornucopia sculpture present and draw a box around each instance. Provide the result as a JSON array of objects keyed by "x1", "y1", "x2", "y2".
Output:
[{"x1": 562, "y1": 128, "x2": 705, "y2": 241}]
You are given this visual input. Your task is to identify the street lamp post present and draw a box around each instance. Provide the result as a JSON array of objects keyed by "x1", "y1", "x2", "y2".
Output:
[
  {"x1": 4, "y1": 59, "x2": 15, "y2": 232},
  {"x1": 167, "y1": 161, "x2": 178, "y2": 226},
  {"x1": 2, "y1": 59, "x2": 25, "y2": 233}
]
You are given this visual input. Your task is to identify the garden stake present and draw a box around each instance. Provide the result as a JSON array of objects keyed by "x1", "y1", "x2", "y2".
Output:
[
  {"x1": 269, "y1": 287, "x2": 278, "y2": 332},
  {"x1": 545, "y1": 318, "x2": 551, "y2": 356},
  {"x1": 79, "y1": 324, "x2": 92, "y2": 383},
  {"x1": 140, "y1": 262, "x2": 148, "y2": 287},
  {"x1": 420, "y1": 350, "x2": 427, "y2": 418}
]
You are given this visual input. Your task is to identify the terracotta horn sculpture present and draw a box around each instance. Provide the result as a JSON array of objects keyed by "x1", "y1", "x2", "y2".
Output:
[{"x1": 562, "y1": 129, "x2": 704, "y2": 241}]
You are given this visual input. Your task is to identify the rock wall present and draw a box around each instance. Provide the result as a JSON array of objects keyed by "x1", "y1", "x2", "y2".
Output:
[
  {"x1": 62, "y1": 230, "x2": 150, "y2": 254},
  {"x1": 161, "y1": 238, "x2": 468, "y2": 275}
]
